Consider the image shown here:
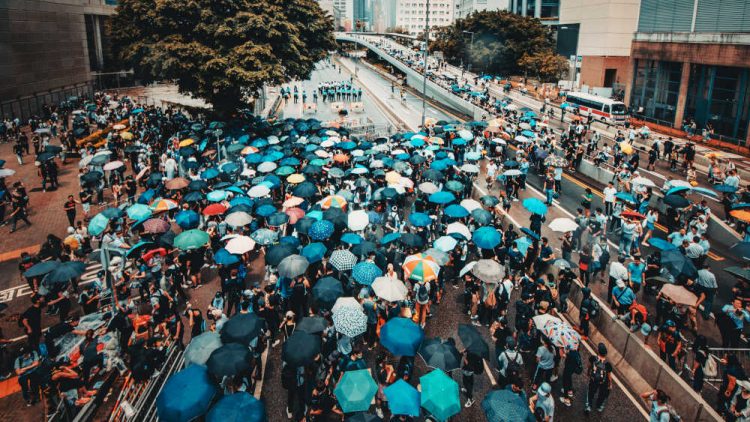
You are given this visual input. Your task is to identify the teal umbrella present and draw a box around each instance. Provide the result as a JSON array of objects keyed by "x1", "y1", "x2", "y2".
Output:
[
  {"x1": 88, "y1": 213, "x2": 110, "y2": 236},
  {"x1": 420, "y1": 369, "x2": 460, "y2": 421},
  {"x1": 384, "y1": 379, "x2": 420, "y2": 416},
  {"x1": 333, "y1": 369, "x2": 377, "y2": 413},
  {"x1": 126, "y1": 203, "x2": 152, "y2": 221},
  {"x1": 174, "y1": 229, "x2": 209, "y2": 250}
]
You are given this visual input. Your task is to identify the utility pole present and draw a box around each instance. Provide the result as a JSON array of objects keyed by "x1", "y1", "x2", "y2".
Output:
[
  {"x1": 420, "y1": 0, "x2": 430, "y2": 127},
  {"x1": 463, "y1": 30, "x2": 475, "y2": 73}
]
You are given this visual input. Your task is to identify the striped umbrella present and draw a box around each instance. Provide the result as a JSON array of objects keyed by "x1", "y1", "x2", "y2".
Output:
[
  {"x1": 150, "y1": 198, "x2": 179, "y2": 212},
  {"x1": 329, "y1": 249, "x2": 358, "y2": 271},
  {"x1": 402, "y1": 253, "x2": 440, "y2": 282},
  {"x1": 320, "y1": 195, "x2": 347, "y2": 210}
]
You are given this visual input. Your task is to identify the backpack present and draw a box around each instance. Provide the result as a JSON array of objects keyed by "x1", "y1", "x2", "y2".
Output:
[
  {"x1": 484, "y1": 287, "x2": 497, "y2": 307},
  {"x1": 582, "y1": 298, "x2": 600, "y2": 319},
  {"x1": 591, "y1": 358, "x2": 608, "y2": 384},
  {"x1": 416, "y1": 283, "x2": 429, "y2": 302},
  {"x1": 503, "y1": 351, "x2": 522, "y2": 376},
  {"x1": 702, "y1": 353, "x2": 718, "y2": 378},
  {"x1": 656, "y1": 404, "x2": 682, "y2": 422},
  {"x1": 572, "y1": 352, "x2": 584, "y2": 374}
]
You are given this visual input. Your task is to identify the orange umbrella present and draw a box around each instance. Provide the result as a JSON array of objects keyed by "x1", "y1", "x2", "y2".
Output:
[
  {"x1": 320, "y1": 195, "x2": 347, "y2": 210},
  {"x1": 333, "y1": 154, "x2": 349, "y2": 163},
  {"x1": 150, "y1": 199, "x2": 179, "y2": 212},
  {"x1": 500, "y1": 132, "x2": 511, "y2": 141},
  {"x1": 165, "y1": 177, "x2": 190, "y2": 190},
  {"x1": 731, "y1": 209, "x2": 750, "y2": 223}
]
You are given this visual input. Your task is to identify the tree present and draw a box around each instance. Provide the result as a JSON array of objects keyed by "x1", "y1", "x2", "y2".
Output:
[
  {"x1": 430, "y1": 10, "x2": 556, "y2": 77},
  {"x1": 518, "y1": 51, "x2": 569, "y2": 82},
  {"x1": 111, "y1": 0, "x2": 335, "y2": 115}
]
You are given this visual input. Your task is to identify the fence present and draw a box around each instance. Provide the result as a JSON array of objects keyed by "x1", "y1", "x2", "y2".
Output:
[{"x1": 0, "y1": 83, "x2": 95, "y2": 122}]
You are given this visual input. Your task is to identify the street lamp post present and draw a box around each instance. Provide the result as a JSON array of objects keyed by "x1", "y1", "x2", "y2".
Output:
[
  {"x1": 420, "y1": 0, "x2": 431, "y2": 127},
  {"x1": 463, "y1": 30, "x2": 475, "y2": 73}
]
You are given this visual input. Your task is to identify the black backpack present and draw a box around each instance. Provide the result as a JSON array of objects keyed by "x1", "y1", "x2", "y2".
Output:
[
  {"x1": 591, "y1": 358, "x2": 608, "y2": 384},
  {"x1": 416, "y1": 283, "x2": 429, "y2": 302},
  {"x1": 503, "y1": 351, "x2": 522, "y2": 376}
]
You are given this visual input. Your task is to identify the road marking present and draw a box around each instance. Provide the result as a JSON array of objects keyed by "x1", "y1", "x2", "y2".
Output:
[{"x1": 0, "y1": 245, "x2": 41, "y2": 264}]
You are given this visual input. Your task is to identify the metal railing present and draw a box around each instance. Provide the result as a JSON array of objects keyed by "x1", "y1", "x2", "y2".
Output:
[{"x1": 0, "y1": 82, "x2": 94, "y2": 122}]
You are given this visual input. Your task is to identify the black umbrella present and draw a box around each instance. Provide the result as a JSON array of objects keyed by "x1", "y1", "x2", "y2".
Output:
[
  {"x1": 295, "y1": 216, "x2": 316, "y2": 234},
  {"x1": 312, "y1": 276, "x2": 343, "y2": 309},
  {"x1": 663, "y1": 194, "x2": 690, "y2": 209},
  {"x1": 293, "y1": 182, "x2": 318, "y2": 198},
  {"x1": 24, "y1": 260, "x2": 60, "y2": 278},
  {"x1": 351, "y1": 241, "x2": 377, "y2": 257},
  {"x1": 422, "y1": 169, "x2": 444, "y2": 181},
  {"x1": 36, "y1": 152, "x2": 55, "y2": 162},
  {"x1": 267, "y1": 212, "x2": 289, "y2": 227},
  {"x1": 220, "y1": 313, "x2": 265, "y2": 345},
  {"x1": 458, "y1": 324, "x2": 489, "y2": 359},
  {"x1": 346, "y1": 413, "x2": 383, "y2": 422},
  {"x1": 726, "y1": 266, "x2": 750, "y2": 282},
  {"x1": 729, "y1": 242, "x2": 750, "y2": 261},
  {"x1": 80, "y1": 171, "x2": 103, "y2": 185},
  {"x1": 266, "y1": 244, "x2": 298, "y2": 266},
  {"x1": 44, "y1": 145, "x2": 63, "y2": 154},
  {"x1": 418, "y1": 337, "x2": 462, "y2": 372},
  {"x1": 302, "y1": 165, "x2": 323, "y2": 175},
  {"x1": 45, "y1": 261, "x2": 87, "y2": 284},
  {"x1": 160, "y1": 230, "x2": 177, "y2": 247},
  {"x1": 189, "y1": 180, "x2": 208, "y2": 191},
  {"x1": 282, "y1": 331, "x2": 321, "y2": 367},
  {"x1": 661, "y1": 250, "x2": 698, "y2": 279},
  {"x1": 206, "y1": 343, "x2": 251, "y2": 379},
  {"x1": 297, "y1": 316, "x2": 328, "y2": 334},
  {"x1": 400, "y1": 233, "x2": 425, "y2": 248}
]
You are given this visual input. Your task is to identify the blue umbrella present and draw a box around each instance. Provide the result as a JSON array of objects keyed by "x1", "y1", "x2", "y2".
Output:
[
  {"x1": 250, "y1": 228, "x2": 278, "y2": 245},
  {"x1": 515, "y1": 237, "x2": 533, "y2": 256},
  {"x1": 255, "y1": 204, "x2": 277, "y2": 217},
  {"x1": 230, "y1": 196, "x2": 254, "y2": 207},
  {"x1": 522, "y1": 198, "x2": 548, "y2": 215},
  {"x1": 156, "y1": 365, "x2": 217, "y2": 422},
  {"x1": 666, "y1": 186, "x2": 690, "y2": 196},
  {"x1": 444, "y1": 204, "x2": 470, "y2": 218},
  {"x1": 206, "y1": 393, "x2": 265, "y2": 422},
  {"x1": 245, "y1": 154, "x2": 263, "y2": 164},
  {"x1": 428, "y1": 191, "x2": 456, "y2": 205},
  {"x1": 341, "y1": 232, "x2": 364, "y2": 245},
  {"x1": 473, "y1": 227, "x2": 502, "y2": 249},
  {"x1": 88, "y1": 213, "x2": 111, "y2": 236},
  {"x1": 301, "y1": 242, "x2": 327, "y2": 263},
  {"x1": 384, "y1": 379, "x2": 421, "y2": 417},
  {"x1": 521, "y1": 130, "x2": 536, "y2": 138},
  {"x1": 351, "y1": 262, "x2": 383, "y2": 285},
  {"x1": 380, "y1": 317, "x2": 424, "y2": 356},
  {"x1": 520, "y1": 227, "x2": 541, "y2": 241},
  {"x1": 207, "y1": 190, "x2": 227, "y2": 202},
  {"x1": 201, "y1": 168, "x2": 220, "y2": 180},
  {"x1": 380, "y1": 232, "x2": 401, "y2": 245},
  {"x1": 615, "y1": 191, "x2": 636, "y2": 203},
  {"x1": 334, "y1": 369, "x2": 378, "y2": 413},
  {"x1": 691, "y1": 186, "x2": 718, "y2": 198},
  {"x1": 214, "y1": 248, "x2": 240, "y2": 266},
  {"x1": 482, "y1": 389, "x2": 534, "y2": 422},
  {"x1": 452, "y1": 138, "x2": 467, "y2": 146},
  {"x1": 409, "y1": 212, "x2": 432, "y2": 227},
  {"x1": 648, "y1": 238, "x2": 677, "y2": 251},
  {"x1": 309, "y1": 220, "x2": 335, "y2": 241},
  {"x1": 184, "y1": 191, "x2": 204, "y2": 202},
  {"x1": 101, "y1": 207, "x2": 124, "y2": 219},
  {"x1": 280, "y1": 236, "x2": 301, "y2": 248},
  {"x1": 716, "y1": 184, "x2": 738, "y2": 193}
]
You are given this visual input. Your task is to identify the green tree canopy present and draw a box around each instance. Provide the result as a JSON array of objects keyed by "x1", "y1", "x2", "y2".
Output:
[
  {"x1": 111, "y1": 0, "x2": 335, "y2": 115},
  {"x1": 430, "y1": 10, "x2": 561, "y2": 78}
]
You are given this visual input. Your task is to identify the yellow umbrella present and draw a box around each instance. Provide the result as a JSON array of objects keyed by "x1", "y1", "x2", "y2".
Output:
[
  {"x1": 424, "y1": 117, "x2": 437, "y2": 127},
  {"x1": 428, "y1": 136, "x2": 444, "y2": 145},
  {"x1": 487, "y1": 117, "x2": 504, "y2": 127},
  {"x1": 287, "y1": 173, "x2": 305, "y2": 184},
  {"x1": 705, "y1": 151, "x2": 723, "y2": 159},
  {"x1": 179, "y1": 138, "x2": 195, "y2": 147},
  {"x1": 619, "y1": 142, "x2": 634, "y2": 155},
  {"x1": 730, "y1": 209, "x2": 750, "y2": 223},
  {"x1": 120, "y1": 131, "x2": 134, "y2": 141},
  {"x1": 385, "y1": 171, "x2": 402, "y2": 184}
]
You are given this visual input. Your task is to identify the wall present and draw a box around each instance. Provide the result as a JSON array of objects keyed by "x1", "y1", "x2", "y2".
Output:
[
  {"x1": 558, "y1": 0, "x2": 640, "y2": 57},
  {"x1": 631, "y1": 40, "x2": 750, "y2": 68},
  {"x1": 0, "y1": 0, "x2": 116, "y2": 102},
  {"x1": 638, "y1": 0, "x2": 750, "y2": 33},
  {"x1": 579, "y1": 55, "x2": 630, "y2": 88}
]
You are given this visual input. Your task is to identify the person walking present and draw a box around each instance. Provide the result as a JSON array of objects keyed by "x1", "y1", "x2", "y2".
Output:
[
  {"x1": 14, "y1": 346, "x2": 40, "y2": 406},
  {"x1": 585, "y1": 343, "x2": 612, "y2": 414},
  {"x1": 559, "y1": 348, "x2": 583, "y2": 407},
  {"x1": 64, "y1": 194, "x2": 78, "y2": 227},
  {"x1": 529, "y1": 382, "x2": 555, "y2": 421},
  {"x1": 461, "y1": 351, "x2": 482, "y2": 407}
]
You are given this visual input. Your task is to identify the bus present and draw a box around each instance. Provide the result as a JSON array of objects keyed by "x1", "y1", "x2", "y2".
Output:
[{"x1": 564, "y1": 92, "x2": 628, "y2": 125}]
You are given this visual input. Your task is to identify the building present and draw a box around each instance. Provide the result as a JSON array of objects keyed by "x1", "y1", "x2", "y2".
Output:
[
  {"x1": 0, "y1": 0, "x2": 117, "y2": 120},
  {"x1": 353, "y1": 0, "x2": 372, "y2": 30},
  {"x1": 626, "y1": 0, "x2": 750, "y2": 143},
  {"x1": 456, "y1": 0, "x2": 508, "y2": 20},
  {"x1": 557, "y1": 0, "x2": 639, "y2": 92},
  {"x1": 396, "y1": 0, "x2": 457, "y2": 36},
  {"x1": 508, "y1": 0, "x2": 559, "y2": 23},
  {"x1": 334, "y1": 0, "x2": 355, "y2": 31}
]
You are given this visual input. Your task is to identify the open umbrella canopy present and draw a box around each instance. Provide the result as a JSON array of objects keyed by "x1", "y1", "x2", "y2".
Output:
[
  {"x1": 309, "y1": 219, "x2": 335, "y2": 240},
  {"x1": 296, "y1": 316, "x2": 328, "y2": 334},
  {"x1": 24, "y1": 260, "x2": 59, "y2": 278},
  {"x1": 420, "y1": 369, "x2": 461, "y2": 421},
  {"x1": 250, "y1": 228, "x2": 278, "y2": 245},
  {"x1": 384, "y1": 379, "x2": 421, "y2": 417},
  {"x1": 648, "y1": 237, "x2": 678, "y2": 251},
  {"x1": 330, "y1": 249, "x2": 358, "y2": 271},
  {"x1": 332, "y1": 297, "x2": 367, "y2": 337},
  {"x1": 472, "y1": 226, "x2": 502, "y2": 249},
  {"x1": 278, "y1": 254, "x2": 310, "y2": 278},
  {"x1": 351, "y1": 262, "x2": 383, "y2": 285},
  {"x1": 126, "y1": 203, "x2": 152, "y2": 220},
  {"x1": 282, "y1": 331, "x2": 321, "y2": 367},
  {"x1": 380, "y1": 317, "x2": 424, "y2": 356},
  {"x1": 372, "y1": 276, "x2": 408, "y2": 302},
  {"x1": 184, "y1": 332, "x2": 223, "y2": 367},
  {"x1": 482, "y1": 389, "x2": 534, "y2": 422},
  {"x1": 458, "y1": 323, "x2": 489, "y2": 359},
  {"x1": 418, "y1": 337, "x2": 462, "y2": 372},
  {"x1": 548, "y1": 217, "x2": 578, "y2": 233},
  {"x1": 428, "y1": 191, "x2": 456, "y2": 204},
  {"x1": 156, "y1": 365, "x2": 217, "y2": 422},
  {"x1": 312, "y1": 276, "x2": 344, "y2": 309},
  {"x1": 444, "y1": 204, "x2": 469, "y2": 218},
  {"x1": 301, "y1": 242, "x2": 327, "y2": 263},
  {"x1": 46, "y1": 261, "x2": 86, "y2": 284},
  {"x1": 220, "y1": 313, "x2": 265, "y2": 345},
  {"x1": 661, "y1": 249, "x2": 698, "y2": 279},
  {"x1": 402, "y1": 253, "x2": 440, "y2": 282},
  {"x1": 174, "y1": 229, "x2": 209, "y2": 250},
  {"x1": 206, "y1": 342, "x2": 251, "y2": 379},
  {"x1": 206, "y1": 392, "x2": 266, "y2": 422},
  {"x1": 522, "y1": 197, "x2": 548, "y2": 215},
  {"x1": 469, "y1": 259, "x2": 503, "y2": 284},
  {"x1": 334, "y1": 369, "x2": 378, "y2": 413}
]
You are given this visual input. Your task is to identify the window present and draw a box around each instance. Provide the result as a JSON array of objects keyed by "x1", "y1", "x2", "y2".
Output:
[{"x1": 630, "y1": 59, "x2": 682, "y2": 125}]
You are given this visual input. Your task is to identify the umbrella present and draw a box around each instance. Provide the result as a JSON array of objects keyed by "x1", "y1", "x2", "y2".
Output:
[
  {"x1": 660, "y1": 283, "x2": 699, "y2": 307},
  {"x1": 342, "y1": 233, "x2": 364, "y2": 245},
  {"x1": 532, "y1": 314, "x2": 562, "y2": 329},
  {"x1": 546, "y1": 217, "x2": 577, "y2": 232},
  {"x1": 225, "y1": 235, "x2": 257, "y2": 255},
  {"x1": 206, "y1": 343, "x2": 251, "y2": 379},
  {"x1": 402, "y1": 253, "x2": 440, "y2": 282},
  {"x1": 103, "y1": 160, "x2": 123, "y2": 171},
  {"x1": 46, "y1": 261, "x2": 86, "y2": 284},
  {"x1": 419, "y1": 182, "x2": 439, "y2": 194},
  {"x1": 381, "y1": 317, "x2": 424, "y2": 356},
  {"x1": 184, "y1": 332, "x2": 223, "y2": 366},
  {"x1": 482, "y1": 389, "x2": 534, "y2": 422},
  {"x1": 648, "y1": 238, "x2": 677, "y2": 251},
  {"x1": 220, "y1": 313, "x2": 264, "y2": 345},
  {"x1": 384, "y1": 380, "x2": 420, "y2": 417},
  {"x1": 174, "y1": 229, "x2": 209, "y2": 250},
  {"x1": 730, "y1": 242, "x2": 750, "y2": 260},
  {"x1": 24, "y1": 260, "x2": 59, "y2": 278},
  {"x1": 309, "y1": 220, "x2": 335, "y2": 240},
  {"x1": 472, "y1": 227, "x2": 502, "y2": 249},
  {"x1": 225, "y1": 211, "x2": 253, "y2": 227},
  {"x1": 348, "y1": 210, "x2": 370, "y2": 231},
  {"x1": 206, "y1": 393, "x2": 266, "y2": 422},
  {"x1": 444, "y1": 204, "x2": 469, "y2": 218},
  {"x1": 461, "y1": 199, "x2": 483, "y2": 212},
  {"x1": 100, "y1": 207, "x2": 124, "y2": 219},
  {"x1": 264, "y1": 244, "x2": 298, "y2": 266},
  {"x1": 715, "y1": 184, "x2": 738, "y2": 193},
  {"x1": 143, "y1": 218, "x2": 171, "y2": 234},
  {"x1": 332, "y1": 297, "x2": 367, "y2": 337},
  {"x1": 214, "y1": 248, "x2": 240, "y2": 266},
  {"x1": 522, "y1": 197, "x2": 548, "y2": 215},
  {"x1": 334, "y1": 369, "x2": 378, "y2": 413},
  {"x1": 418, "y1": 338, "x2": 461, "y2": 372},
  {"x1": 458, "y1": 324, "x2": 489, "y2": 359},
  {"x1": 282, "y1": 331, "x2": 321, "y2": 367},
  {"x1": 446, "y1": 222, "x2": 471, "y2": 240},
  {"x1": 250, "y1": 228, "x2": 278, "y2": 245},
  {"x1": 296, "y1": 316, "x2": 328, "y2": 334},
  {"x1": 540, "y1": 320, "x2": 581, "y2": 351},
  {"x1": 399, "y1": 233, "x2": 425, "y2": 248},
  {"x1": 352, "y1": 262, "x2": 383, "y2": 285},
  {"x1": 372, "y1": 276, "x2": 408, "y2": 302},
  {"x1": 470, "y1": 259, "x2": 503, "y2": 284},
  {"x1": 726, "y1": 266, "x2": 750, "y2": 282},
  {"x1": 330, "y1": 249, "x2": 358, "y2": 271},
  {"x1": 165, "y1": 177, "x2": 190, "y2": 190},
  {"x1": 278, "y1": 254, "x2": 310, "y2": 278},
  {"x1": 312, "y1": 276, "x2": 344, "y2": 309},
  {"x1": 409, "y1": 212, "x2": 432, "y2": 227},
  {"x1": 156, "y1": 365, "x2": 217, "y2": 422},
  {"x1": 471, "y1": 209, "x2": 493, "y2": 225},
  {"x1": 126, "y1": 204, "x2": 152, "y2": 221},
  {"x1": 428, "y1": 191, "x2": 456, "y2": 204},
  {"x1": 434, "y1": 236, "x2": 458, "y2": 253},
  {"x1": 175, "y1": 210, "x2": 200, "y2": 229},
  {"x1": 615, "y1": 192, "x2": 636, "y2": 203},
  {"x1": 661, "y1": 249, "x2": 698, "y2": 279},
  {"x1": 420, "y1": 369, "x2": 461, "y2": 421},
  {"x1": 301, "y1": 242, "x2": 327, "y2": 263},
  {"x1": 150, "y1": 199, "x2": 179, "y2": 213},
  {"x1": 352, "y1": 241, "x2": 378, "y2": 257},
  {"x1": 663, "y1": 194, "x2": 690, "y2": 209}
]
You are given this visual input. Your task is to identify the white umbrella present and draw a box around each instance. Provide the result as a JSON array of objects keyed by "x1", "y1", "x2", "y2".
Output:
[
  {"x1": 419, "y1": 182, "x2": 439, "y2": 194},
  {"x1": 372, "y1": 276, "x2": 408, "y2": 302},
  {"x1": 283, "y1": 196, "x2": 304, "y2": 208},
  {"x1": 257, "y1": 162, "x2": 277, "y2": 173},
  {"x1": 225, "y1": 235, "x2": 256, "y2": 254},
  {"x1": 491, "y1": 138, "x2": 507, "y2": 145},
  {"x1": 632, "y1": 176, "x2": 656, "y2": 187},
  {"x1": 225, "y1": 211, "x2": 253, "y2": 227},
  {"x1": 504, "y1": 104, "x2": 518, "y2": 111},
  {"x1": 321, "y1": 140, "x2": 335, "y2": 148},
  {"x1": 532, "y1": 314, "x2": 563, "y2": 329},
  {"x1": 461, "y1": 164, "x2": 480, "y2": 173},
  {"x1": 248, "y1": 185, "x2": 270, "y2": 198},
  {"x1": 669, "y1": 180, "x2": 692, "y2": 188},
  {"x1": 0, "y1": 169, "x2": 16, "y2": 178},
  {"x1": 459, "y1": 261, "x2": 476, "y2": 277},
  {"x1": 103, "y1": 160, "x2": 124, "y2": 171},
  {"x1": 470, "y1": 259, "x2": 504, "y2": 284},
  {"x1": 460, "y1": 199, "x2": 482, "y2": 212},
  {"x1": 112, "y1": 124, "x2": 127, "y2": 130},
  {"x1": 331, "y1": 297, "x2": 367, "y2": 337},
  {"x1": 348, "y1": 210, "x2": 369, "y2": 231},
  {"x1": 519, "y1": 122, "x2": 532, "y2": 130},
  {"x1": 503, "y1": 169, "x2": 522, "y2": 176},
  {"x1": 79, "y1": 155, "x2": 94, "y2": 168},
  {"x1": 446, "y1": 222, "x2": 471, "y2": 240},
  {"x1": 514, "y1": 135, "x2": 530, "y2": 143},
  {"x1": 314, "y1": 150, "x2": 329, "y2": 158},
  {"x1": 548, "y1": 218, "x2": 578, "y2": 233},
  {"x1": 434, "y1": 235, "x2": 458, "y2": 252}
]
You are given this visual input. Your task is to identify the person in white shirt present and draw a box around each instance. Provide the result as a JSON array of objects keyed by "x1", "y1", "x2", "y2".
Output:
[
  {"x1": 608, "y1": 256, "x2": 628, "y2": 303},
  {"x1": 603, "y1": 182, "x2": 617, "y2": 217}
]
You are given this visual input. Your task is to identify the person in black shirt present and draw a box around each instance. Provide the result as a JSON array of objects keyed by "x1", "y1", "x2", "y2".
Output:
[
  {"x1": 64, "y1": 195, "x2": 78, "y2": 227},
  {"x1": 8, "y1": 191, "x2": 31, "y2": 233},
  {"x1": 585, "y1": 343, "x2": 612, "y2": 414},
  {"x1": 21, "y1": 298, "x2": 42, "y2": 349}
]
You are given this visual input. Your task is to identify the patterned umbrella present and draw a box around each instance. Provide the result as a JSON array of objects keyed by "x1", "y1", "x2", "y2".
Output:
[
  {"x1": 184, "y1": 332, "x2": 222, "y2": 366},
  {"x1": 380, "y1": 317, "x2": 424, "y2": 356},
  {"x1": 402, "y1": 253, "x2": 440, "y2": 282},
  {"x1": 143, "y1": 218, "x2": 171, "y2": 234},
  {"x1": 277, "y1": 254, "x2": 310, "y2": 278},
  {"x1": 150, "y1": 198, "x2": 179, "y2": 212},
  {"x1": 332, "y1": 297, "x2": 367, "y2": 337},
  {"x1": 420, "y1": 369, "x2": 460, "y2": 421},
  {"x1": 334, "y1": 369, "x2": 378, "y2": 413},
  {"x1": 541, "y1": 320, "x2": 581, "y2": 351},
  {"x1": 482, "y1": 389, "x2": 534, "y2": 422},
  {"x1": 312, "y1": 276, "x2": 344, "y2": 309},
  {"x1": 329, "y1": 249, "x2": 358, "y2": 271},
  {"x1": 250, "y1": 228, "x2": 278, "y2": 245},
  {"x1": 351, "y1": 262, "x2": 383, "y2": 285},
  {"x1": 309, "y1": 220, "x2": 335, "y2": 241},
  {"x1": 321, "y1": 195, "x2": 347, "y2": 210}
]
